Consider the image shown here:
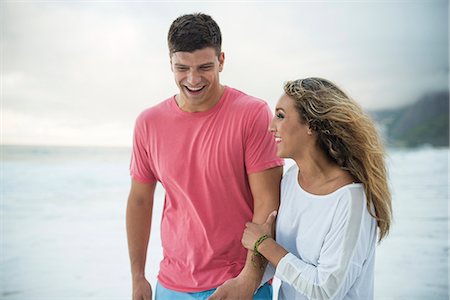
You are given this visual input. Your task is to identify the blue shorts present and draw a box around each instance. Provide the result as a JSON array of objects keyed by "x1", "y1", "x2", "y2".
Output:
[{"x1": 155, "y1": 281, "x2": 272, "y2": 300}]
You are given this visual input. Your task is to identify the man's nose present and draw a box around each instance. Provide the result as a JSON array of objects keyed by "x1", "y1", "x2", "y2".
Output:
[{"x1": 187, "y1": 70, "x2": 201, "y2": 86}]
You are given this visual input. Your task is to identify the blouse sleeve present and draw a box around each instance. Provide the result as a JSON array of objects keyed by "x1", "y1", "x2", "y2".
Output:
[{"x1": 275, "y1": 187, "x2": 376, "y2": 300}]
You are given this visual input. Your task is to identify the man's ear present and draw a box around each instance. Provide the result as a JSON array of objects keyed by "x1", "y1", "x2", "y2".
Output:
[{"x1": 219, "y1": 52, "x2": 225, "y2": 72}]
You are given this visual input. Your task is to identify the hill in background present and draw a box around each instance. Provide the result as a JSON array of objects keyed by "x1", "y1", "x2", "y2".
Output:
[{"x1": 369, "y1": 91, "x2": 449, "y2": 148}]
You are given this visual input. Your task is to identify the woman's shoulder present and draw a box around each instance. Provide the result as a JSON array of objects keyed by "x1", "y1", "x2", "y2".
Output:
[
  {"x1": 335, "y1": 182, "x2": 364, "y2": 196},
  {"x1": 331, "y1": 183, "x2": 369, "y2": 222},
  {"x1": 284, "y1": 164, "x2": 299, "y2": 177},
  {"x1": 281, "y1": 164, "x2": 299, "y2": 185}
]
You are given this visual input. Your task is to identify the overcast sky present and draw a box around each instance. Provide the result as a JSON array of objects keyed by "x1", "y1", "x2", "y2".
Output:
[{"x1": 3, "y1": 0, "x2": 448, "y2": 146}]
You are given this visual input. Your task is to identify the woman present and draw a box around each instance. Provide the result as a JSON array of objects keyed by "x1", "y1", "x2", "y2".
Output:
[{"x1": 242, "y1": 77, "x2": 392, "y2": 300}]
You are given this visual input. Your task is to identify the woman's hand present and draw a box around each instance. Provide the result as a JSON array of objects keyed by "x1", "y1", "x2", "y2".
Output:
[{"x1": 242, "y1": 211, "x2": 277, "y2": 251}]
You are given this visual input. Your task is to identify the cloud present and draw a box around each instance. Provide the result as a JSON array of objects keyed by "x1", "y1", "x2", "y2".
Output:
[
  {"x1": 3, "y1": 108, "x2": 130, "y2": 146},
  {"x1": 2, "y1": 1, "x2": 448, "y2": 146}
]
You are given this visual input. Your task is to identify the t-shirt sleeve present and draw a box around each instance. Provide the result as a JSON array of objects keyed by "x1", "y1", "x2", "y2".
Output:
[
  {"x1": 244, "y1": 102, "x2": 284, "y2": 174},
  {"x1": 275, "y1": 188, "x2": 373, "y2": 299},
  {"x1": 129, "y1": 114, "x2": 157, "y2": 184}
]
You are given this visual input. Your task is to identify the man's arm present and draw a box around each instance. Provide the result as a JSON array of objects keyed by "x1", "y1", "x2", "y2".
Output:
[
  {"x1": 209, "y1": 166, "x2": 282, "y2": 300},
  {"x1": 241, "y1": 166, "x2": 283, "y2": 281},
  {"x1": 126, "y1": 179, "x2": 156, "y2": 300}
]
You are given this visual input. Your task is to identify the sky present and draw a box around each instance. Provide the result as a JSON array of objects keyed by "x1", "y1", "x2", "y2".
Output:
[{"x1": 2, "y1": 0, "x2": 448, "y2": 147}]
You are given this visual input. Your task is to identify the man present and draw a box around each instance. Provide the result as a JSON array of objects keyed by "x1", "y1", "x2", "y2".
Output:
[{"x1": 126, "y1": 13, "x2": 283, "y2": 300}]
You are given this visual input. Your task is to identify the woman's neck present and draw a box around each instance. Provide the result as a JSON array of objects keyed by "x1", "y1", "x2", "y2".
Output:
[{"x1": 293, "y1": 148, "x2": 354, "y2": 195}]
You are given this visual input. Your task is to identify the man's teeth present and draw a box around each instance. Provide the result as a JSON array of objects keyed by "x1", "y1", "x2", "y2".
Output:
[{"x1": 187, "y1": 86, "x2": 203, "y2": 91}]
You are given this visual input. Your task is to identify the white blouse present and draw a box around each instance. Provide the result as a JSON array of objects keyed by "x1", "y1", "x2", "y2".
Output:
[{"x1": 264, "y1": 164, "x2": 377, "y2": 300}]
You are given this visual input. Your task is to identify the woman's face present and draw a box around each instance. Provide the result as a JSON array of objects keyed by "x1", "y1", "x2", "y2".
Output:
[{"x1": 269, "y1": 94, "x2": 313, "y2": 159}]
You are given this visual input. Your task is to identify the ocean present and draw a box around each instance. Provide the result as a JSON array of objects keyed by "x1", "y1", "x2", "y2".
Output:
[{"x1": 1, "y1": 145, "x2": 448, "y2": 299}]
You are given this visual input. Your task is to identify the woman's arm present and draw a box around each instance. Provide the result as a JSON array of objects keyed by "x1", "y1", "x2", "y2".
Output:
[
  {"x1": 242, "y1": 188, "x2": 376, "y2": 300},
  {"x1": 241, "y1": 212, "x2": 288, "y2": 268}
]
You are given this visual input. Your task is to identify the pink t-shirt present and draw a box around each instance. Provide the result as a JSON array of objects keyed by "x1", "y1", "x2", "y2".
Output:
[{"x1": 130, "y1": 86, "x2": 284, "y2": 292}]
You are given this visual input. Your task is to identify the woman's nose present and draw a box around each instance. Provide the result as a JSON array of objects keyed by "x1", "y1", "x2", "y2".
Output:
[{"x1": 268, "y1": 117, "x2": 276, "y2": 132}]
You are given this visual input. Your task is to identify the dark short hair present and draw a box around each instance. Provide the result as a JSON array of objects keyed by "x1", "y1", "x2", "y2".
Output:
[{"x1": 167, "y1": 13, "x2": 222, "y2": 57}]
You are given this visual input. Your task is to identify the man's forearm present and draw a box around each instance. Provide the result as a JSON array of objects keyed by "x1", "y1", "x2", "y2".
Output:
[
  {"x1": 241, "y1": 166, "x2": 283, "y2": 286},
  {"x1": 240, "y1": 248, "x2": 267, "y2": 283},
  {"x1": 126, "y1": 194, "x2": 153, "y2": 279},
  {"x1": 238, "y1": 204, "x2": 278, "y2": 285}
]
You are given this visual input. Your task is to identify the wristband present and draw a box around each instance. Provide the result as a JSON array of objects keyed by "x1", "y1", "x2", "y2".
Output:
[{"x1": 254, "y1": 234, "x2": 270, "y2": 256}]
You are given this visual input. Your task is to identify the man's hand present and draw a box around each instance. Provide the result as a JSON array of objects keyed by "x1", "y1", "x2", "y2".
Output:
[
  {"x1": 242, "y1": 211, "x2": 277, "y2": 251},
  {"x1": 132, "y1": 277, "x2": 152, "y2": 300},
  {"x1": 208, "y1": 273, "x2": 259, "y2": 300}
]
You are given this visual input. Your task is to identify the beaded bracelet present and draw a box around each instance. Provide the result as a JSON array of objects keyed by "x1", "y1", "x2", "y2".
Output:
[
  {"x1": 254, "y1": 234, "x2": 270, "y2": 256},
  {"x1": 251, "y1": 234, "x2": 271, "y2": 269}
]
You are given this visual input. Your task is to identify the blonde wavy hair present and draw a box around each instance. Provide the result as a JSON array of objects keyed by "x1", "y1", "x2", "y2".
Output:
[{"x1": 284, "y1": 77, "x2": 392, "y2": 242}]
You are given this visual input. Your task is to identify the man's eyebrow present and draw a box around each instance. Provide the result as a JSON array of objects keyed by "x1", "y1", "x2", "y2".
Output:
[{"x1": 173, "y1": 62, "x2": 215, "y2": 67}]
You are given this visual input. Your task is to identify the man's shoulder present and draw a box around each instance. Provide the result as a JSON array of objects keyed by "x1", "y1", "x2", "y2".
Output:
[
  {"x1": 136, "y1": 97, "x2": 173, "y2": 122},
  {"x1": 226, "y1": 87, "x2": 268, "y2": 110}
]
